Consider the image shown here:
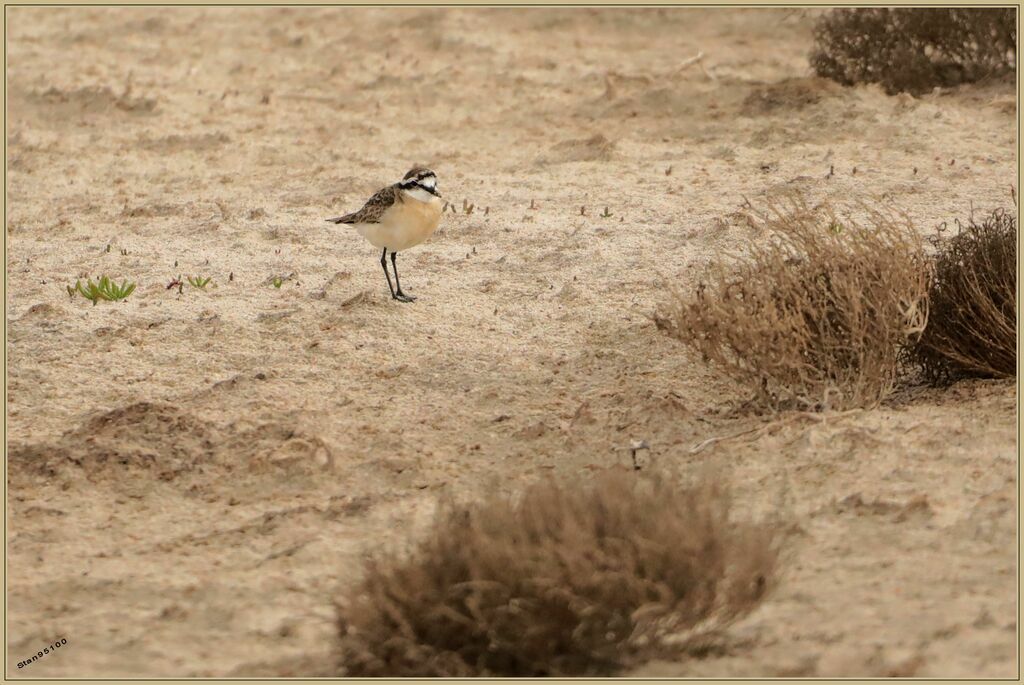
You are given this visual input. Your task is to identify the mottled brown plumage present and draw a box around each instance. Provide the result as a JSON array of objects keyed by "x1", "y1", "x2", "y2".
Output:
[{"x1": 327, "y1": 185, "x2": 402, "y2": 225}]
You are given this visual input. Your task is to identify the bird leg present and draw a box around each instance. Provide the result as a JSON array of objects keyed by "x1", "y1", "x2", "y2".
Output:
[
  {"x1": 380, "y1": 248, "x2": 397, "y2": 299},
  {"x1": 390, "y1": 251, "x2": 417, "y2": 302}
]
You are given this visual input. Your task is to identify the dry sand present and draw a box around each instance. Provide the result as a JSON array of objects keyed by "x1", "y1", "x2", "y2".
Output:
[{"x1": 5, "y1": 7, "x2": 1017, "y2": 677}]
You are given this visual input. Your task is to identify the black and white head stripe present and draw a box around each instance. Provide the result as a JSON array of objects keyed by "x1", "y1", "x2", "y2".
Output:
[
  {"x1": 403, "y1": 166, "x2": 433, "y2": 181},
  {"x1": 399, "y1": 167, "x2": 440, "y2": 196}
]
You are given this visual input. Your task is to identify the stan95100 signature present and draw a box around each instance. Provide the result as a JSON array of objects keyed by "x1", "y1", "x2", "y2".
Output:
[{"x1": 18, "y1": 637, "x2": 68, "y2": 669}]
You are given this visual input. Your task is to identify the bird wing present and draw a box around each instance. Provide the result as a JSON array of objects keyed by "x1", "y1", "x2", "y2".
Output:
[{"x1": 325, "y1": 184, "x2": 401, "y2": 224}]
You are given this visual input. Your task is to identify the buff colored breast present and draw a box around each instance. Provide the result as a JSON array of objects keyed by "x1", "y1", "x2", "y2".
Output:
[{"x1": 356, "y1": 195, "x2": 443, "y2": 252}]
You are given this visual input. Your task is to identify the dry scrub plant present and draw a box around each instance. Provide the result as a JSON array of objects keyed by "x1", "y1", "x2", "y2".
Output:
[
  {"x1": 658, "y1": 197, "x2": 930, "y2": 412},
  {"x1": 335, "y1": 474, "x2": 777, "y2": 677},
  {"x1": 811, "y1": 8, "x2": 1017, "y2": 95},
  {"x1": 909, "y1": 208, "x2": 1017, "y2": 382}
]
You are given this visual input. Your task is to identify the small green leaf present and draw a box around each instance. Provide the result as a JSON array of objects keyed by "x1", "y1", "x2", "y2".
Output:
[{"x1": 68, "y1": 274, "x2": 135, "y2": 304}]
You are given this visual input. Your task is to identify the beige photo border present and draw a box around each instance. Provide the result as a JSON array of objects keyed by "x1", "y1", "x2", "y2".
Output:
[{"x1": 2, "y1": 1, "x2": 1019, "y2": 684}]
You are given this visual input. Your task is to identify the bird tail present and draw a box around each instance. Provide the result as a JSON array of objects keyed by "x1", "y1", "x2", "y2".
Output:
[{"x1": 325, "y1": 216, "x2": 349, "y2": 224}]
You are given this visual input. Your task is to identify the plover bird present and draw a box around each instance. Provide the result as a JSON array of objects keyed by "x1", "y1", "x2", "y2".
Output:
[{"x1": 326, "y1": 167, "x2": 443, "y2": 302}]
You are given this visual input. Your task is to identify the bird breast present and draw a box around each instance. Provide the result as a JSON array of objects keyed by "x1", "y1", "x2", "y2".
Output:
[
  {"x1": 389, "y1": 196, "x2": 442, "y2": 246},
  {"x1": 369, "y1": 194, "x2": 443, "y2": 252}
]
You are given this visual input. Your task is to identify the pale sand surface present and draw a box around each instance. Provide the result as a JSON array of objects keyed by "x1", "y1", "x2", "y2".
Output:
[{"x1": 5, "y1": 8, "x2": 1017, "y2": 677}]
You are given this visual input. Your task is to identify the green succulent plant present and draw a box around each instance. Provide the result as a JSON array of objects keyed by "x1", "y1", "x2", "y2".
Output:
[{"x1": 68, "y1": 276, "x2": 136, "y2": 305}]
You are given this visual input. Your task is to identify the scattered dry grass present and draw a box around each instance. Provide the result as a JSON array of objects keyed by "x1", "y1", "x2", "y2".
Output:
[
  {"x1": 657, "y1": 196, "x2": 930, "y2": 412},
  {"x1": 908, "y1": 208, "x2": 1017, "y2": 382},
  {"x1": 334, "y1": 473, "x2": 778, "y2": 677},
  {"x1": 811, "y1": 8, "x2": 1017, "y2": 95}
]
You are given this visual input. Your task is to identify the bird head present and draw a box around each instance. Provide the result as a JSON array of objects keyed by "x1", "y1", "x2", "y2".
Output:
[{"x1": 398, "y1": 167, "x2": 440, "y2": 198}]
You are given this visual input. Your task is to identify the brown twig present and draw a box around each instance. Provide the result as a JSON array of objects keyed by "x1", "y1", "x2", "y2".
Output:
[{"x1": 690, "y1": 409, "x2": 865, "y2": 454}]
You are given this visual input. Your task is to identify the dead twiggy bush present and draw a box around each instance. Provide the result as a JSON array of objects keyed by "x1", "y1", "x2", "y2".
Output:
[
  {"x1": 811, "y1": 8, "x2": 1017, "y2": 95},
  {"x1": 335, "y1": 474, "x2": 777, "y2": 676},
  {"x1": 658, "y1": 197, "x2": 930, "y2": 412},
  {"x1": 909, "y1": 208, "x2": 1016, "y2": 382}
]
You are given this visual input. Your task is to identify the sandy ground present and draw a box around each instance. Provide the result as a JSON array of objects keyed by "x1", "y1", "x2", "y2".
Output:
[{"x1": 5, "y1": 7, "x2": 1018, "y2": 678}]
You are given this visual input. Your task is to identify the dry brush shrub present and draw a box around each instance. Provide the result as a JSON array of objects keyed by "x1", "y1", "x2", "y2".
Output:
[
  {"x1": 909, "y1": 208, "x2": 1017, "y2": 382},
  {"x1": 811, "y1": 8, "x2": 1017, "y2": 95},
  {"x1": 658, "y1": 197, "x2": 930, "y2": 412},
  {"x1": 335, "y1": 473, "x2": 777, "y2": 676}
]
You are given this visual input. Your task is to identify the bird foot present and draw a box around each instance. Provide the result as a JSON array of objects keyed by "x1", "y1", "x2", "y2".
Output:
[{"x1": 393, "y1": 292, "x2": 417, "y2": 303}]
